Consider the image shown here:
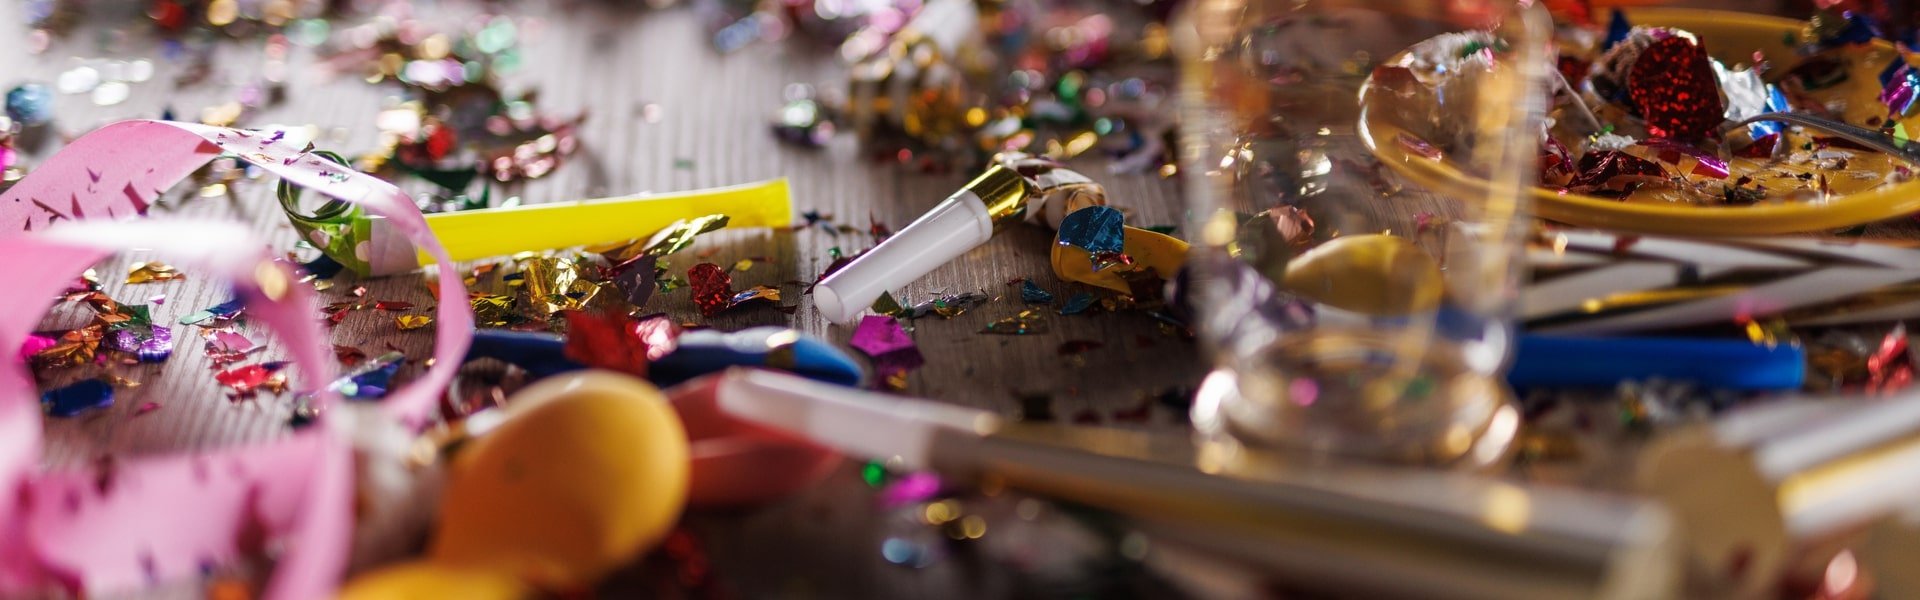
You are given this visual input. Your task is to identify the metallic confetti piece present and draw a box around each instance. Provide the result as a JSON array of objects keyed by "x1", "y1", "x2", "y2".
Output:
[
  {"x1": 563, "y1": 310, "x2": 652, "y2": 377},
  {"x1": 644, "y1": 214, "x2": 731, "y2": 257},
  {"x1": 871, "y1": 291, "x2": 907, "y2": 318},
  {"x1": 907, "y1": 291, "x2": 991, "y2": 320},
  {"x1": 373, "y1": 300, "x2": 415, "y2": 311},
  {"x1": 334, "y1": 344, "x2": 367, "y2": 367},
  {"x1": 733, "y1": 258, "x2": 755, "y2": 272},
  {"x1": 470, "y1": 293, "x2": 519, "y2": 327},
  {"x1": 851, "y1": 315, "x2": 925, "y2": 387},
  {"x1": 328, "y1": 351, "x2": 404, "y2": 399},
  {"x1": 125, "y1": 261, "x2": 182, "y2": 284},
  {"x1": 1622, "y1": 34, "x2": 1724, "y2": 143},
  {"x1": 519, "y1": 255, "x2": 604, "y2": 316},
  {"x1": 41, "y1": 379, "x2": 112, "y2": 418},
  {"x1": 876, "y1": 472, "x2": 943, "y2": 509},
  {"x1": 1055, "y1": 205, "x2": 1125, "y2": 255},
  {"x1": 134, "y1": 401, "x2": 160, "y2": 415},
  {"x1": 32, "y1": 325, "x2": 103, "y2": 369},
  {"x1": 395, "y1": 314, "x2": 433, "y2": 331},
  {"x1": 688, "y1": 263, "x2": 734, "y2": 318},
  {"x1": 980, "y1": 310, "x2": 1049, "y2": 335},
  {"x1": 729, "y1": 285, "x2": 782, "y2": 309},
  {"x1": 1020, "y1": 280, "x2": 1053, "y2": 304},
  {"x1": 106, "y1": 325, "x2": 172, "y2": 363},
  {"x1": 215, "y1": 362, "x2": 288, "y2": 394},
  {"x1": 608, "y1": 254, "x2": 660, "y2": 308},
  {"x1": 179, "y1": 298, "x2": 245, "y2": 326},
  {"x1": 202, "y1": 329, "x2": 256, "y2": 367},
  {"x1": 1058, "y1": 292, "x2": 1097, "y2": 315}
]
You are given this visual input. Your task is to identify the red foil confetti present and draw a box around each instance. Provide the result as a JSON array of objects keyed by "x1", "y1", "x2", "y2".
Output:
[
  {"x1": 562, "y1": 310, "x2": 652, "y2": 377},
  {"x1": 1568, "y1": 150, "x2": 1665, "y2": 196},
  {"x1": 1625, "y1": 36, "x2": 1725, "y2": 143},
  {"x1": 214, "y1": 362, "x2": 288, "y2": 395},
  {"x1": 688, "y1": 263, "x2": 734, "y2": 318},
  {"x1": 1868, "y1": 325, "x2": 1913, "y2": 395}
]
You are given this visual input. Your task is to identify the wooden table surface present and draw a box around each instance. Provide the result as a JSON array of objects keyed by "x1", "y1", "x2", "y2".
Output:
[{"x1": 4, "y1": 2, "x2": 1201, "y2": 597}]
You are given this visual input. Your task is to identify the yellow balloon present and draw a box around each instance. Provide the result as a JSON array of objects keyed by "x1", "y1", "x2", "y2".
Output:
[
  {"x1": 1281, "y1": 234, "x2": 1443, "y2": 316},
  {"x1": 430, "y1": 371, "x2": 690, "y2": 587},
  {"x1": 338, "y1": 562, "x2": 531, "y2": 600},
  {"x1": 1051, "y1": 225, "x2": 1190, "y2": 294}
]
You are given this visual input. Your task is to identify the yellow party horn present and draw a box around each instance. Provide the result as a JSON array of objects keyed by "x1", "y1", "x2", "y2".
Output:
[{"x1": 281, "y1": 158, "x2": 792, "y2": 276}]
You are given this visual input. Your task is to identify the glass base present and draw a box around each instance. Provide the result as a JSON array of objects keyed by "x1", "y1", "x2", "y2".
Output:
[{"x1": 1190, "y1": 361, "x2": 1519, "y2": 473}]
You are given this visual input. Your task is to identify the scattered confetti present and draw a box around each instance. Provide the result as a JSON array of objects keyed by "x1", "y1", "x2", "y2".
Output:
[
  {"x1": 395, "y1": 314, "x2": 434, "y2": 331},
  {"x1": 106, "y1": 325, "x2": 173, "y2": 363},
  {"x1": 373, "y1": 300, "x2": 415, "y2": 311},
  {"x1": 1058, "y1": 292, "x2": 1097, "y2": 315},
  {"x1": 329, "y1": 352, "x2": 404, "y2": 399},
  {"x1": 215, "y1": 362, "x2": 289, "y2": 396},
  {"x1": 563, "y1": 310, "x2": 652, "y2": 377},
  {"x1": 202, "y1": 330, "x2": 257, "y2": 367},
  {"x1": 980, "y1": 310, "x2": 1048, "y2": 335},
  {"x1": 851, "y1": 315, "x2": 924, "y2": 390},
  {"x1": 688, "y1": 263, "x2": 734, "y2": 318},
  {"x1": 907, "y1": 291, "x2": 991, "y2": 319},
  {"x1": 125, "y1": 261, "x2": 183, "y2": 284},
  {"x1": 135, "y1": 402, "x2": 161, "y2": 416},
  {"x1": 180, "y1": 298, "x2": 245, "y2": 326},
  {"x1": 41, "y1": 379, "x2": 112, "y2": 418},
  {"x1": 1020, "y1": 280, "x2": 1054, "y2": 304},
  {"x1": 334, "y1": 344, "x2": 367, "y2": 367},
  {"x1": 470, "y1": 293, "x2": 520, "y2": 328}
]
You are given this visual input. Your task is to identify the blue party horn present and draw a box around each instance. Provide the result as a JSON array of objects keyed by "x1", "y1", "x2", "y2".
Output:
[
  {"x1": 467, "y1": 327, "x2": 864, "y2": 387},
  {"x1": 1509, "y1": 334, "x2": 1804, "y2": 391}
]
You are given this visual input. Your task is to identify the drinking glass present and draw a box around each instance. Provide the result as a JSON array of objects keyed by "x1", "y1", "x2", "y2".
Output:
[{"x1": 1173, "y1": 0, "x2": 1552, "y2": 469}]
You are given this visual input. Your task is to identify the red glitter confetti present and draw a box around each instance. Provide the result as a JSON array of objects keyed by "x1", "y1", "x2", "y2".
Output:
[
  {"x1": 687, "y1": 263, "x2": 733, "y2": 318},
  {"x1": 373, "y1": 301, "x2": 415, "y2": 311},
  {"x1": 1625, "y1": 36, "x2": 1725, "y2": 142},
  {"x1": 334, "y1": 344, "x2": 367, "y2": 367},
  {"x1": 1868, "y1": 326, "x2": 1913, "y2": 395},
  {"x1": 214, "y1": 362, "x2": 287, "y2": 394}
]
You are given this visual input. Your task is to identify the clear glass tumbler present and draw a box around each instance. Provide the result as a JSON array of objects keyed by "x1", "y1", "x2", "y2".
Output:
[{"x1": 1173, "y1": 0, "x2": 1552, "y2": 469}]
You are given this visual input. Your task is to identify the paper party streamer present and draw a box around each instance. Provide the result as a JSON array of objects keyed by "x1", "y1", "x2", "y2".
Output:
[{"x1": 0, "y1": 119, "x2": 479, "y2": 599}]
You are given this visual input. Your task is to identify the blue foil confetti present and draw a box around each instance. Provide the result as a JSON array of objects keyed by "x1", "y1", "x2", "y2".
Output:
[
  {"x1": 329, "y1": 351, "x2": 404, "y2": 399},
  {"x1": 5, "y1": 83, "x2": 53, "y2": 126},
  {"x1": 1020, "y1": 280, "x2": 1054, "y2": 304},
  {"x1": 107, "y1": 325, "x2": 173, "y2": 362},
  {"x1": 1058, "y1": 292, "x2": 1097, "y2": 315},
  {"x1": 42, "y1": 379, "x2": 113, "y2": 418},
  {"x1": 1055, "y1": 205, "x2": 1126, "y2": 255},
  {"x1": 1603, "y1": 9, "x2": 1631, "y2": 52},
  {"x1": 180, "y1": 297, "x2": 246, "y2": 326}
]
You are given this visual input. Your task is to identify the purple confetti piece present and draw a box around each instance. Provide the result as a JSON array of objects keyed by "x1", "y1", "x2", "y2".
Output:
[
  {"x1": 877, "y1": 472, "x2": 944, "y2": 509},
  {"x1": 107, "y1": 325, "x2": 172, "y2": 362}
]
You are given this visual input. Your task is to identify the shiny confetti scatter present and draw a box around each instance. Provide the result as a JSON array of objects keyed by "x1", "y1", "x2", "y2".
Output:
[
  {"x1": 981, "y1": 310, "x2": 1049, "y2": 335},
  {"x1": 125, "y1": 261, "x2": 183, "y2": 284},
  {"x1": 395, "y1": 314, "x2": 434, "y2": 331},
  {"x1": 608, "y1": 254, "x2": 661, "y2": 309},
  {"x1": 1624, "y1": 35, "x2": 1724, "y2": 143},
  {"x1": 1020, "y1": 280, "x2": 1054, "y2": 304},
  {"x1": 202, "y1": 330, "x2": 257, "y2": 367},
  {"x1": 1058, "y1": 292, "x2": 1097, "y2": 315},
  {"x1": 908, "y1": 292, "x2": 990, "y2": 319},
  {"x1": 1055, "y1": 206, "x2": 1126, "y2": 255},
  {"x1": 107, "y1": 325, "x2": 173, "y2": 363},
  {"x1": 688, "y1": 263, "x2": 734, "y2": 318},
  {"x1": 563, "y1": 310, "x2": 652, "y2": 377},
  {"x1": 851, "y1": 315, "x2": 925, "y2": 388},
  {"x1": 41, "y1": 379, "x2": 112, "y2": 418},
  {"x1": 329, "y1": 352, "x2": 404, "y2": 399},
  {"x1": 470, "y1": 293, "x2": 519, "y2": 327},
  {"x1": 215, "y1": 362, "x2": 288, "y2": 395},
  {"x1": 180, "y1": 298, "x2": 246, "y2": 326}
]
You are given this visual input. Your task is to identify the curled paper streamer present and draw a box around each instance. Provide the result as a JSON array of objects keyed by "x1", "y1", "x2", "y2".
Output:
[{"x1": 0, "y1": 120, "x2": 477, "y2": 598}]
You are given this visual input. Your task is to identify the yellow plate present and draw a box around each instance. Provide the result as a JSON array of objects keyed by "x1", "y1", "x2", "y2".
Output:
[{"x1": 1362, "y1": 8, "x2": 1919, "y2": 236}]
